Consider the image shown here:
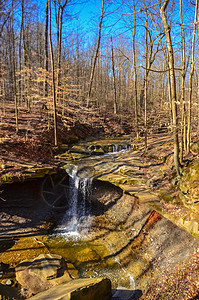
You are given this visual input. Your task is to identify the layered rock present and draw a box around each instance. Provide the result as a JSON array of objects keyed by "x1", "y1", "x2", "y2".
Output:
[
  {"x1": 15, "y1": 254, "x2": 78, "y2": 296},
  {"x1": 28, "y1": 277, "x2": 112, "y2": 300}
]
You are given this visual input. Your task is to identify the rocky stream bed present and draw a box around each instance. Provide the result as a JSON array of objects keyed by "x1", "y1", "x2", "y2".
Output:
[{"x1": 1, "y1": 134, "x2": 199, "y2": 299}]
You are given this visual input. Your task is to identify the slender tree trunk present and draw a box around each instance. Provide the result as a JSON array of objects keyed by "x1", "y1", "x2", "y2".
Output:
[
  {"x1": 11, "y1": 2, "x2": 18, "y2": 133},
  {"x1": 57, "y1": 6, "x2": 63, "y2": 103},
  {"x1": 44, "y1": 0, "x2": 49, "y2": 98},
  {"x1": 2, "y1": 74, "x2": 6, "y2": 116},
  {"x1": 21, "y1": 0, "x2": 29, "y2": 111},
  {"x1": 132, "y1": 0, "x2": 138, "y2": 137},
  {"x1": 198, "y1": 13, "x2": 199, "y2": 132},
  {"x1": 53, "y1": 0, "x2": 68, "y2": 104},
  {"x1": 19, "y1": 15, "x2": 23, "y2": 105},
  {"x1": 87, "y1": 0, "x2": 104, "y2": 107},
  {"x1": 48, "y1": 0, "x2": 58, "y2": 146},
  {"x1": 160, "y1": 0, "x2": 181, "y2": 176},
  {"x1": 180, "y1": 0, "x2": 186, "y2": 162},
  {"x1": 111, "y1": 36, "x2": 117, "y2": 114},
  {"x1": 187, "y1": 0, "x2": 198, "y2": 154},
  {"x1": 144, "y1": 18, "x2": 148, "y2": 150}
]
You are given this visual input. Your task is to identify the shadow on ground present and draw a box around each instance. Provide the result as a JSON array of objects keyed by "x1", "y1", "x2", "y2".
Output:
[{"x1": 112, "y1": 288, "x2": 143, "y2": 299}]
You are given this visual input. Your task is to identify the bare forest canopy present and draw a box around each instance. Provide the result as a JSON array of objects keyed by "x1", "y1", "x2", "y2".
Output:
[{"x1": 1, "y1": 0, "x2": 199, "y2": 174}]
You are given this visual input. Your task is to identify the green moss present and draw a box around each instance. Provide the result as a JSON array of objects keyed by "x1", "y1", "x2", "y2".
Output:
[
  {"x1": 117, "y1": 168, "x2": 134, "y2": 176},
  {"x1": 52, "y1": 144, "x2": 69, "y2": 155},
  {"x1": 158, "y1": 190, "x2": 174, "y2": 203},
  {"x1": 46, "y1": 237, "x2": 108, "y2": 266},
  {"x1": 0, "y1": 164, "x2": 8, "y2": 169},
  {"x1": 0, "y1": 173, "x2": 12, "y2": 183},
  {"x1": 56, "y1": 151, "x2": 73, "y2": 161},
  {"x1": 190, "y1": 231, "x2": 199, "y2": 241},
  {"x1": 0, "y1": 167, "x2": 59, "y2": 184},
  {"x1": 141, "y1": 179, "x2": 147, "y2": 184}
]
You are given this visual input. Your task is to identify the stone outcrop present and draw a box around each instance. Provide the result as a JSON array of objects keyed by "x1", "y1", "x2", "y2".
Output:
[
  {"x1": 15, "y1": 254, "x2": 75, "y2": 295},
  {"x1": 28, "y1": 277, "x2": 112, "y2": 300},
  {"x1": 0, "y1": 166, "x2": 59, "y2": 184}
]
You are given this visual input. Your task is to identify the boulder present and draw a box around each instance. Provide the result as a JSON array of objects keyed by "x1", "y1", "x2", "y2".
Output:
[
  {"x1": 15, "y1": 254, "x2": 72, "y2": 295},
  {"x1": 28, "y1": 277, "x2": 112, "y2": 300}
]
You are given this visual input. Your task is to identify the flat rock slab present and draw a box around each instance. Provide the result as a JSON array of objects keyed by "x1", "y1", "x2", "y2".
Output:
[
  {"x1": 16, "y1": 254, "x2": 69, "y2": 294},
  {"x1": 29, "y1": 277, "x2": 112, "y2": 300}
]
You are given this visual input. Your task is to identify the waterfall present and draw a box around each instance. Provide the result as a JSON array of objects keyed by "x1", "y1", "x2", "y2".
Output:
[
  {"x1": 111, "y1": 144, "x2": 131, "y2": 154},
  {"x1": 112, "y1": 144, "x2": 119, "y2": 153},
  {"x1": 56, "y1": 165, "x2": 93, "y2": 237}
]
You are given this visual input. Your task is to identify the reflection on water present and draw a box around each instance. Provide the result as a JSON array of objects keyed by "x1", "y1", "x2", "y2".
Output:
[{"x1": 46, "y1": 236, "x2": 135, "y2": 290}]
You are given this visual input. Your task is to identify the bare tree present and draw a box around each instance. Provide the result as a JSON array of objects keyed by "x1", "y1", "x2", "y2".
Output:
[
  {"x1": 44, "y1": 0, "x2": 49, "y2": 98},
  {"x1": 160, "y1": 0, "x2": 181, "y2": 175},
  {"x1": 187, "y1": 0, "x2": 198, "y2": 154},
  {"x1": 87, "y1": 0, "x2": 104, "y2": 107},
  {"x1": 11, "y1": 0, "x2": 18, "y2": 133},
  {"x1": 111, "y1": 36, "x2": 117, "y2": 114},
  {"x1": 48, "y1": 0, "x2": 58, "y2": 146},
  {"x1": 53, "y1": 0, "x2": 68, "y2": 103},
  {"x1": 132, "y1": 0, "x2": 138, "y2": 137},
  {"x1": 179, "y1": 0, "x2": 186, "y2": 162}
]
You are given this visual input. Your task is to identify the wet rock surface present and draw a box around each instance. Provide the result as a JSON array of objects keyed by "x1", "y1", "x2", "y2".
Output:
[{"x1": 1, "y1": 134, "x2": 199, "y2": 299}]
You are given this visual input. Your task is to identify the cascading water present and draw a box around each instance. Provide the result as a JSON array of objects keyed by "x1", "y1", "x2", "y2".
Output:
[
  {"x1": 55, "y1": 165, "x2": 93, "y2": 237},
  {"x1": 108, "y1": 144, "x2": 131, "y2": 154},
  {"x1": 50, "y1": 147, "x2": 136, "y2": 291}
]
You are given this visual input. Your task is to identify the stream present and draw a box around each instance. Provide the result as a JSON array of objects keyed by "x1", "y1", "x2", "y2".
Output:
[
  {"x1": 0, "y1": 137, "x2": 198, "y2": 298},
  {"x1": 46, "y1": 145, "x2": 137, "y2": 294}
]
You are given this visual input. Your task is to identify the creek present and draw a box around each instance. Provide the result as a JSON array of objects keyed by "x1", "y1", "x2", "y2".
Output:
[
  {"x1": 46, "y1": 144, "x2": 137, "y2": 293},
  {"x1": 0, "y1": 137, "x2": 198, "y2": 298}
]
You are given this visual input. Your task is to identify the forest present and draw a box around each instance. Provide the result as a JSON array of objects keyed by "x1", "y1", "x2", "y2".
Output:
[
  {"x1": 2, "y1": 1, "x2": 199, "y2": 299},
  {"x1": 0, "y1": 0, "x2": 199, "y2": 173}
]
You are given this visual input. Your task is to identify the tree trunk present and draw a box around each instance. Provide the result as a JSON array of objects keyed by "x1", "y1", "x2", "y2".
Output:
[
  {"x1": 111, "y1": 36, "x2": 117, "y2": 114},
  {"x1": 44, "y1": 0, "x2": 49, "y2": 98},
  {"x1": 21, "y1": 0, "x2": 29, "y2": 111},
  {"x1": 12, "y1": 1, "x2": 18, "y2": 133},
  {"x1": 180, "y1": 0, "x2": 186, "y2": 162},
  {"x1": 187, "y1": 0, "x2": 198, "y2": 154},
  {"x1": 87, "y1": 0, "x2": 104, "y2": 107},
  {"x1": 57, "y1": 6, "x2": 63, "y2": 103},
  {"x1": 132, "y1": 0, "x2": 138, "y2": 137},
  {"x1": 48, "y1": 0, "x2": 58, "y2": 146},
  {"x1": 144, "y1": 18, "x2": 148, "y2": 150},
  {"x1": 160, "y1": 0, "x2": 181, "y2": 176}
]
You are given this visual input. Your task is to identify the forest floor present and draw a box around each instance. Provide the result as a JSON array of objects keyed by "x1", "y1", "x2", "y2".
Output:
[{"x1": 0, "y1": 100, "x2": 134, "y2": 178}]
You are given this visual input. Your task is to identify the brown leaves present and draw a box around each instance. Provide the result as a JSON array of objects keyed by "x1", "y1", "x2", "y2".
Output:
[{"x1": 146, "y1": 251, "x2": 199, "y2": 299}]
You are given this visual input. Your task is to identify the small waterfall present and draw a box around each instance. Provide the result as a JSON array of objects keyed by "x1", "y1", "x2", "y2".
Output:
[
  {"x1": 110, "y1": 144, "x2": 131, "y2": 154},
  {"x1": 68, "y1": 167, "x2": 79, "y2": 216},
  {"x1": 79, "y1": 177, "x2": 92, "y2": 216},
  {"x1": 56, "y1": 165, "x2": 93, "y2": 237},
  {"x1": 112, "y1": 144, "x2": 119, "y2": 153}
]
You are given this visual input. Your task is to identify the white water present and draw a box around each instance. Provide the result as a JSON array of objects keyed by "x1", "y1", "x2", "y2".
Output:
[
  {"x1": 53, "y1": 158, "x2": 135, "y2": 291},
  {"x1": 55, "y1": 165, "x2": 93, "y2": 238},
  {"x1": 105, "y1": 144, "x2": 131, "y2": 155}
]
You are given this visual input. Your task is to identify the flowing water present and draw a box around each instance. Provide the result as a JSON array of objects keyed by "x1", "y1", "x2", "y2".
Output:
[
  {"x1": 1, "y1": 138, "x2": 198, "y2": 299},
  {"x1": 54, "y1": 165, "x2": 93, "y2": 238},
  {"x1": 48, "y1": 146, "x2": 136, "y2": 292}
]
